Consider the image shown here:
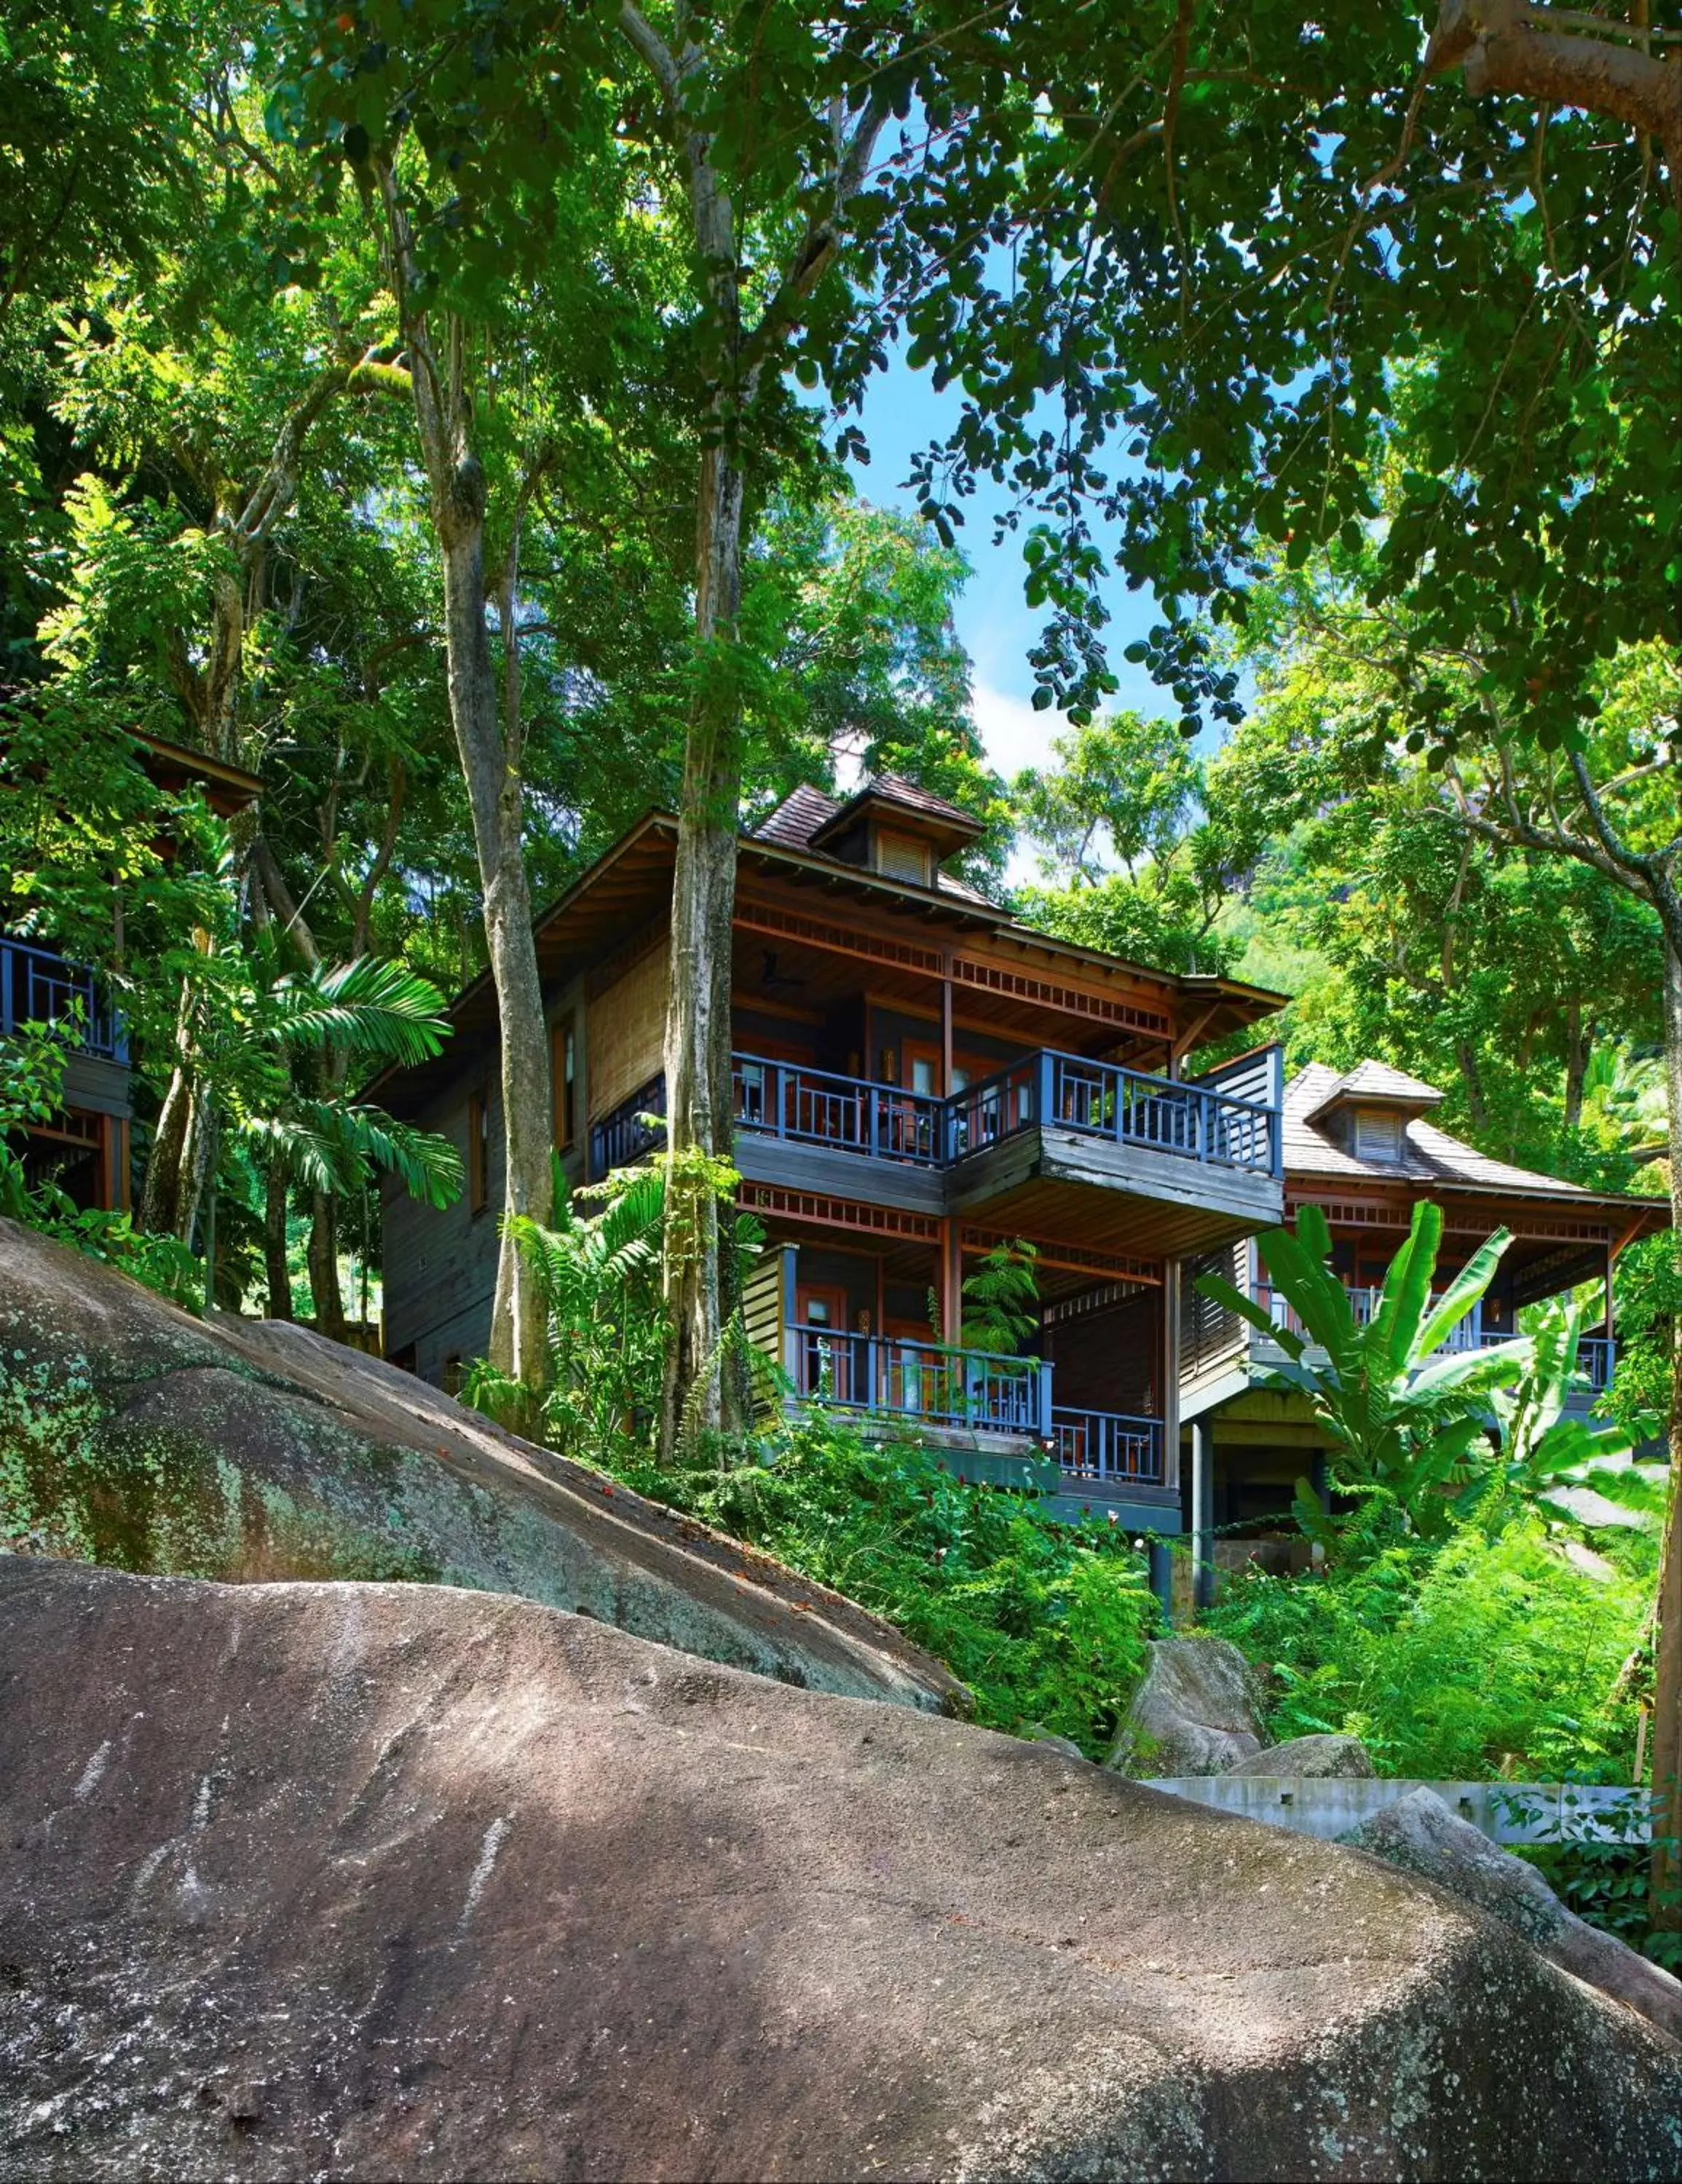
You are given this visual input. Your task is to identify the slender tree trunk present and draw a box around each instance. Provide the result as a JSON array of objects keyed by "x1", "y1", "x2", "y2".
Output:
[
  {"x1": 264, "y1": 1155, "x2": 293, "y2": 1319},
  {"x1": 377, "y1": 164, "x2": 553, "y2": 1394},
  {"x1": 1563, "y1": 1004, "x2": 1592, "y2": 1132},
  {"x1": 1454, "y1": 1038, "x2": 1490, "y2": 1136},
  {"x1": 138, "y1": 1064, "x2": 192, "y2": 1237},
  {"x1": 308, "y1": 1187, "x2": 346, "y2": 1341},
  {"x1": 1650, "y1": 935, "x2": 1682, "y2": 1930},
  {"x1": 658, "y1": 441, "x2": 745, "y2": 1458},
  {"x1": 437, "y1": 510, "x2": 553, "y2": 1384}
]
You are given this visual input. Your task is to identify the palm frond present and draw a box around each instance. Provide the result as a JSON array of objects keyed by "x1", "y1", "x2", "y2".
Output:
[
  {"x1": 1369, "y1": 1200, "x2": 1441, "y2": 1380},
  {"x1": 1194, "y1": 1265, "x2": 1306, "y2": 1360},
  {"x1": 269, "y1": 957, "x2": 451, "y2": 1067}
]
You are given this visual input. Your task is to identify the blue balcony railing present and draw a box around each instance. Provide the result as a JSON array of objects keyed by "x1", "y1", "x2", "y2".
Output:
[
  {"x1": 946, "y1": 1050, "x2": 1280, "y2": 1175},
  {"x1": 732, "y1": 1055, "x2": 944, "y2": 1166},
  {"x1": 786, "y1": 1323, "x2": 1052, "y2": 1436},
  {"x1": 1049, "y1": 1406, "x2": 1165, "y2": 1486},
  {"x1": 732, "y1": 1044, "x2": 1282, "y2": 1181},
  {"x1": 0, "y1": 934, "x2": 127, "y2": 1063},
  {"x1": 588, "y1": 1072, "x2": 666, "y2": 1174}
]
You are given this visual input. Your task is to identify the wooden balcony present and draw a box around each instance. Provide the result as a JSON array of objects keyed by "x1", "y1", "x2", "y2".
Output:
[
  {"x1": 785, "y1": 1321, "x2": 1051, "y2": 1437},
  {"x1": 783, "y1": 1321, "x2": 1169, "y2": 1497},
  {"x1": 730, "y1": 1045, "x2": 1284, "y2": 1253},
  {"x1": 0, "y1": 934, "x2": 126, "y2": 1063}
]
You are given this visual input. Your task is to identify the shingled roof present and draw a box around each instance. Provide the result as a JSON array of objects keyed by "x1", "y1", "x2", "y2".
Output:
[
  {"x1": 1287, "y1": 1061, "x2": 1626, "y2": 1201},
  {"x1": 750, "y1": 778, "x2": 994, "y2": 903},
  {"x1": 1306, "y1": 1059, "x2": 1444, "y2": 1116},
  {"x1": 751, "y1": 782, "x2": 842, "y2": 850}
]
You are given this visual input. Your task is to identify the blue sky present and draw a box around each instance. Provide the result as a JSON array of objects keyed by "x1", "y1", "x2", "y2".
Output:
[{"x1": 849, "y1": 342, "x2": 1181, "y2": 785}]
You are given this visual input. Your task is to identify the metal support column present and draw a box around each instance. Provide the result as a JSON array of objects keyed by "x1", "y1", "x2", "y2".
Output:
[
  {"x1": 1191, "y1": 1414, "x2": 1215, "y2": 1612},
  {"x1": 1148, "y1": 1539, "x2": 1174, "y2": 1626}
]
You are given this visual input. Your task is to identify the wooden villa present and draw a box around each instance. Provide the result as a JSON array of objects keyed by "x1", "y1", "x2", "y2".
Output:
[
  {"x1": 377, "y1": 776, "x2": 1287, "y2": 1531},
  {"x1": 375, "y1": 781, "x2": 1668, "y2": 1548}
]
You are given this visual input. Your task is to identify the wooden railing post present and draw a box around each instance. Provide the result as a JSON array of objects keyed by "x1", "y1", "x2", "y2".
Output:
[{"x1": 1036, "y1": 1361, "x2": 1054, "y2": 1438}]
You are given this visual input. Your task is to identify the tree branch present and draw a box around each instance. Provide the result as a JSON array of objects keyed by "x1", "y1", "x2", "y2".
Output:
[{"x1": 1428, "y1": 0, "x2": 1682, "y2": 180}]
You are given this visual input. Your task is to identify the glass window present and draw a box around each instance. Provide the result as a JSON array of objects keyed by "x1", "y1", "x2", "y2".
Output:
[{"x1": 553, "y1": 1017, "x2": 577, "y2": 1150}]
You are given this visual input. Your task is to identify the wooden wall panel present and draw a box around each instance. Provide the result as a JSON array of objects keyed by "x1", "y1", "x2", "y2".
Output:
[
  {"x1": 382, "y1": 1065, "x2": 503, "y2": 1380},
  {"x1": 588, "y1": 941, "x2": 667, "y2": 1120}
]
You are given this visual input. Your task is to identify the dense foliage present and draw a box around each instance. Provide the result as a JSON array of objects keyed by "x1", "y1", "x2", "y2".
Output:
[
  {"x1": 1207, "y1": 1519, "x2": 1649, "y2": 1785},
  {"x1": 615, "y1": 1417, "x2": 1157, "y2": 1758}
]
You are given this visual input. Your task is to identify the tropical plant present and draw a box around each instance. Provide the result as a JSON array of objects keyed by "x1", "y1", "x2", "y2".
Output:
[
  {"x1": 467, "y1": 1145, "x2": 774, "y2": 1456},
  {"x1": 958, "y1": 1239, "x2": 1041, "y2": 1359},
  {"x1": 1197, "y1": 1201, "x2": 1523, "y2": 1548},
  {"x1": 135, "y1": 931, "x2": 462, "y2": 1316},
  {"x1": 1488, "y1": 1294, "x2": 1665, "y2": 1534},
  {"x1": 467, "y1": 1159, "x2": 669, "y2": 1460},
  {"x1": 1207, "y1": 1516, "x2": 1649, "y2": 1787},
  {"x1": 610, "y1": 1407, "x2": 1157, "y2": 1758}
]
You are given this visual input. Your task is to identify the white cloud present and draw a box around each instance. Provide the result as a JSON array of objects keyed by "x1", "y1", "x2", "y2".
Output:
[{"x1": 970, "y1": 679, "x2": 1067, "y2": 783}]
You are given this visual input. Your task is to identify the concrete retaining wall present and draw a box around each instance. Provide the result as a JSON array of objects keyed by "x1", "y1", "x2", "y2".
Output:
[{"x1": 1147, "y1": 1775, "x2": 1650, "y2": 1845}]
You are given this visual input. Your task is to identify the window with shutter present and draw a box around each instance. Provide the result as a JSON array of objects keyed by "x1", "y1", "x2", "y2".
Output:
[
  {"x1": 1354, "y1": 1107, "x2": 1402, "y2": 1163},
  {"x1": 874, "y1": 828, "x2": 931, "y2": 885}
]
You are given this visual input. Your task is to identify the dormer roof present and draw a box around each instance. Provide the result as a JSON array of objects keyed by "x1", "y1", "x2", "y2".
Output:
[
  {"x1": 1282, "y1": 1061, "x2": 1670, "y2": 1230},
  {"x1": 751, "y1": 776, "x2": 993, "y2": 903},
  {"x1": 807, "y1": 772, "x2": 984, "y2": 863},
  {"x1": 1303, "y1": 1059, "x2": 1445, "y2": 1128}
]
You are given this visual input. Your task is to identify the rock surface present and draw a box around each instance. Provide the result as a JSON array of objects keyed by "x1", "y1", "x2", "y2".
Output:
[
  {"x1": 0, "y1": 1218, "x2": 959, "y2": 1712},
  {"x1": 1346, "y1": 1787, "x2": 1682, "y2": 2046},
  {"x1": 1107, "y1": 1634, "x2": 1267, "y2": 1776},
  {"x1": 1227, "y1": 1732, "x2": 1377, "y2": 1779},
  {"x1": 4, "y1": 1559, "x2": 1680, "y2": 2182}
]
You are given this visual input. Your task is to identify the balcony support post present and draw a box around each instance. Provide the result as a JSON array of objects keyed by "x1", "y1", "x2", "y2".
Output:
[
  {"x1": 1161, "y1": 1257, "x2": 1181, "y2": 1494},
  {"x1": 1191, "y1": 1412, "x2": 1215, "y2": 1612},
  {"x1": 940, "y1": 963, "x2": 953, "y2": 1095},
  {"x1": 1036, "y1": 1361, "x2": 1054, "y2": 1439},
  {"x1": 939, "y1": 1217, "x2": 959, "y2": 1349}
]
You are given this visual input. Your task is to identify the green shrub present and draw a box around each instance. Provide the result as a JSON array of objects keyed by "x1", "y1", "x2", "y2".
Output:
[
  {"x1": 1512, "y1": 1791, "x2": 1682, "y2": 1973},
  {"x1": 609, "y1": 1411, "x2": 1157, "y2": 1756},
  {"x1": 1205, "y1": 1514, "x2": 1646, "y2": 1781}
]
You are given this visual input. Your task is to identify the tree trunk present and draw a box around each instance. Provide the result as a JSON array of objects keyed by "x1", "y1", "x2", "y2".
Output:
[
  {"x1": 658, "y1": 441, "x2": 746, "y2": 1460},
  {"x1": 1563, "y1": 1004, "x2": 1592, "y2": 1132},
  {"x1": 1454, "y1": 1038, "x2": 1490, "y2": 1136},
  {"x1": 437, "y1": 511, "x2": 553, "y2": 1385},
  {"x1": 376, "y1": 159, "x2": 554, "y2": 1398},
  {"x1": 307, "y1": 1188, "x2": 346, "y2": 1342},
  {"x1": 1649, "y1": 935, "x2": 1682, "y2": 1931},
  {"x1": 264, "y1": 1155, "x2": 292, "y2": 1319}
]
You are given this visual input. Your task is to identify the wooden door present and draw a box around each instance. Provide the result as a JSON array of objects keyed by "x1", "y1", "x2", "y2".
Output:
[{"x1": 795, "y1": 1284, "x2": 853, "y2": 1401}]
